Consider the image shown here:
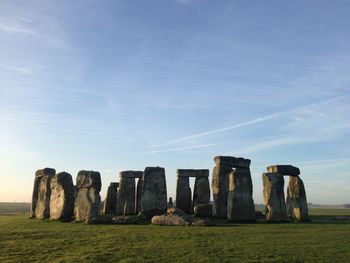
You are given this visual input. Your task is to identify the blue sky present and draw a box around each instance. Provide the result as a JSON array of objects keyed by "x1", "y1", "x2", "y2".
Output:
[{"x1": 1, "y1": 0, "x2": 349, "y2": 204}]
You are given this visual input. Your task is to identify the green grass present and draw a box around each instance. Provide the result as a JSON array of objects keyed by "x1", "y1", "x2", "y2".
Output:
[{"x1": 1, "y1": 209, "x2": 350, "y2": 263}]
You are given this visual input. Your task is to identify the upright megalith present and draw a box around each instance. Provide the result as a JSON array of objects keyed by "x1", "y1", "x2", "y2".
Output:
[
  {"x1": 212, "y1": 156, "x2": 250, "y2": 218},
  {"x1": 227, "y1": 167, "x2": 255, "y2": 221},
  {"x1": 176, "y1": 169, "x2": 210, "y2": 214},
  {"x1": 117, "y1": 171, "x2": 142, "y2": 215},
  {"x1": 286, "y1": 176, "x2": 309, "y2": 221},
  {"x1": 176, "y1": 173, "x2": 192, "y2": 214},
  {"x1": 103, "y1": 182, "x2": 119, "y2": 215},
  {"x1": 50, "y1": 172, "x2": 75, "y2": 221},
  {"x1": 262, "y1": 173, "x2": 286, "y2": 222},
  {"x1": 212, "y1": 165, "x2": 232, "y2": 218},
  {"x1": 74, "y1": 170, "x2": 101, "y2": 223},
  {"x1": 140, "y1": 166, "x2": 167, "y2": 218},
  {"x1": 30, "y1": 168, "x2": 55, "y2": 219},
  {"x1": 193, "y1": 171, "x2": 210, "y2": 207}
]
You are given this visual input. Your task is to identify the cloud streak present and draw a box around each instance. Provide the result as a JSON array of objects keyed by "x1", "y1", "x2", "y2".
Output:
[
  {"x1": 152, "y1": 113, "x2": 280, "y2": 148},
  {"x1": 146, "y1": 143, "x2": 218, "y2": 154}
]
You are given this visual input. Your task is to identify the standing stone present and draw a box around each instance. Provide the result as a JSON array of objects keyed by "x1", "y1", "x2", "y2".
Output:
[
  {"x1": 140, "y1": 167, "x2": 167, "y2": 218},
  {"x1": 193, "y1": 176, "x2": 210, "y2": 207},
  {"x1": 227, "y1": 168, "x2": 255, "y2": 221},
  {"x1": 212, "y1": 165, "x2": 232, "y2": 218},
  {"x1": 262, "y1": 173, "x2": 286, "y2": 222},
  {"x1": 168, "y1": 197, "x2": 173, "y2": 207},
  {"x1": 30, "y1": 168, "x2": 55, "y2": 219},
  {"x1": 117, "y1": 171, "x2": 142, "y2": 215},
  {"x1": 50, "y1": 172, "x2": 75, "y2": 221},
  {"x1": 136, "y1": 178, "x2": 143, "y2": 214},
  {"x1": 103, "y1": 182, "x2": 119, "y2": 215},
  {"x1": 286, "y1": 176, "x2": 309, "y2": 221},
  {"x1": 176, "y1": 175, "x2": 192, "y2": 214},
  {"x1": 74, "y1": 170, "x2": 101, "y2": 224}
]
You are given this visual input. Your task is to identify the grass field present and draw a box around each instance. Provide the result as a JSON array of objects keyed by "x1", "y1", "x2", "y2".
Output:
[{"x1": 1, "y1": 209, "x2": 350, "y2": 263}]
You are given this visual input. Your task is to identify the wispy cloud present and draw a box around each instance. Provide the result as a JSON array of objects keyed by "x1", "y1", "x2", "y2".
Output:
[
  {"x1": 152, "y1": 113, "x2": 280, "y2": 148},
  {"x1": 0, "y1": 63, "x2": 32, "y2": 74},
  {"x1": 174, "y1": 0, "x2": 192, "y2": 4},
  {"x1": 146, "y1": 143, "x2": 218, "y2": 154},
  {"x1": 0, "y1": 22, "x2": 37, "y2": 35},
  {"x1": 233, "y1": 124, "x2": 350, "y2": 155}
]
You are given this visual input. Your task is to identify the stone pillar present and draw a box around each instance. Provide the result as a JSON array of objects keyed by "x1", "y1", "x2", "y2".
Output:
[
  {"x1": 193, "y1": 174, "x2": 210, "y2": 207},
  {"x1": 262, "y1": 173, "x2": 286, "y2": 222},
  {"x1": 136, "y1": 176, "x2": 143, "y2": 214},
  {"x1": 212, "y1": 165, "x2": 232, "y2": 218},
  {"x1": 103, "y1": 182, "x2": 119, "y2": 215},
  {"x1": 74, "y1": 170, "x2": 101, "y2": 224},
  {"x1": 286, "y1": 176, "x2": 309, "y2": 221},
  {"x1": 176, "y1": 175, "x2": 192, "y2": 214},
  {"x1": 117, "y1": 171, "x2": 143, "y2": 215},
  {"x1": 30, "y1": 168, "x2": 55, "y2": 219},
  {"x1": 140, "y1": 166, "x2": 167, "y2": 219},
  {"x1": 227, "y1": 168, "x2": 255, "y2": 221},
  {"x1": 212, "y1": 156, "x2": 251, "y2": 218},
  {"x1": 50, "y1": 172, "x2": 75, "y2": 221}
]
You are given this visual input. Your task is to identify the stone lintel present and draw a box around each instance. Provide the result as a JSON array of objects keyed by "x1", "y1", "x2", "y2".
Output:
[
  {"x1": 119, "y1": 170, "x2": 143, "y2": 178},
  {"x1": 214, "y1": 156, "x2": 251, "y2": 168},
  {"x1": 176, "y1": 169, "x2": 209, "y2": 178},
  {"x1": 266, "y1": 165, "x2": 300, "y2": 176},
  {"x1": 35, "y1": 168, "x2": 56, "y2": 178},
  {"x1": 110, "y1": 182, "x2": 119, "y2": 188}
]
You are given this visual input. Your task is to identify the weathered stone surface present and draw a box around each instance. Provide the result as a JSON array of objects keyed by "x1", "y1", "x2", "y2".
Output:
[
  {"x1": 168, "y1": 197, "x2": 173, "y2": 207},
  {"x1": 120, "y1": 170, "x2": 143, "y2": 178},
  {"x1": 193, "y1": 176, "x2": 210, "y2": 207},
  {"x1": 30, "y1": 168, "x2": 55, "y2": 219},
  {"x1": 177, "y1": 169, "x2": 209, "y2": 177},
  {"x1": 140, "y1": 167, "x2": 167, "y2": 219},
  {"x1": 74, "y1": 171, "x2": 101, "y2": 224},
  {"x1": 49, "y1": 172, "x2": 75, "y2": 221},
  {"x1": 117, "y1": 176, "x2": 135, "y2": 215},
  {"x1": 286, "y1": 176, "x2": 309, "y2": 221},
  {"x1": 214, "y1": 156, "x2": 251, "y2": 168},
  {"x1": 136, "y1": 178, "x2": 142, "y2": 214},
  {"x1": 227, "y1": 168, "x2": 255, "y2": 221},
  {"x1": 76, "y1": 170, "x2": 101, "y2": 191},
  {"x1": 212, "y1": 165, "x2": 232, "y2": 218},
  {"x1": 193, "y1": 204, "x2": 213, "y2": 217},
  {"x1": 103, "y1": 182, "x2": 119, "y2": 215},
  {"x1": 151, "y1": 214, "x2": 190, "y2": 226},
  {"x1": 262, "y1": 173, "x2": 287, "y2": 222},
  {"x1": 267, "y1": 165, "x2": 300, "y2": 176},
  {"x1": 176, "y1": 176, "x2": 192, "y2": 214}
]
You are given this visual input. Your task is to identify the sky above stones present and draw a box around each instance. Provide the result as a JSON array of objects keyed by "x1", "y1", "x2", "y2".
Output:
[{"x1": 0, "y1": 0, "x2": 349, "y2": 204}]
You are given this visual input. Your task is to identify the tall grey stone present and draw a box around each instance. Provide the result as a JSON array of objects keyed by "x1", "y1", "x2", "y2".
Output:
[
  {"x1": 50, "y1": 172, "x2": 75, "y2": 221},
  {"x1": 103, "y1": 182, "x2": 119, "y2": 215},
  {"x1": 193, "y1": 176, "x2": 210, "y2": 207},
  {"x1": 136, "y1": 178, "x2": 143, "y2": 214},
  {"x1": 140, "y1": 166, "x2": 167, "y2": 219},
  {"x1": 262, "y1": 173, "x2": 286, "y2": 222},
  {"x1": 30, "y1": 168, "x2": 55, "y2": 219},
  {"x1": 286, "y1": 176, "x2": 309, "y2": 221},
  {"x1": 176, "y1": 176, "x2": 192, "y2": 214},
  {"x1": 212, "y1": 165, "x2": 232, "y2": 218},
  {"x1": 227, "y1": 168, "x2": 255, "y2": 221},
  {"x1": 267, "y1": 165, "x2": 300, "y2": 176},
  {"x1": 117, "y1": 171, "x2": 142, "y2": 215},
  {"x1": 74, "y1": 170, "x2": 101, "y2": 224}
]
